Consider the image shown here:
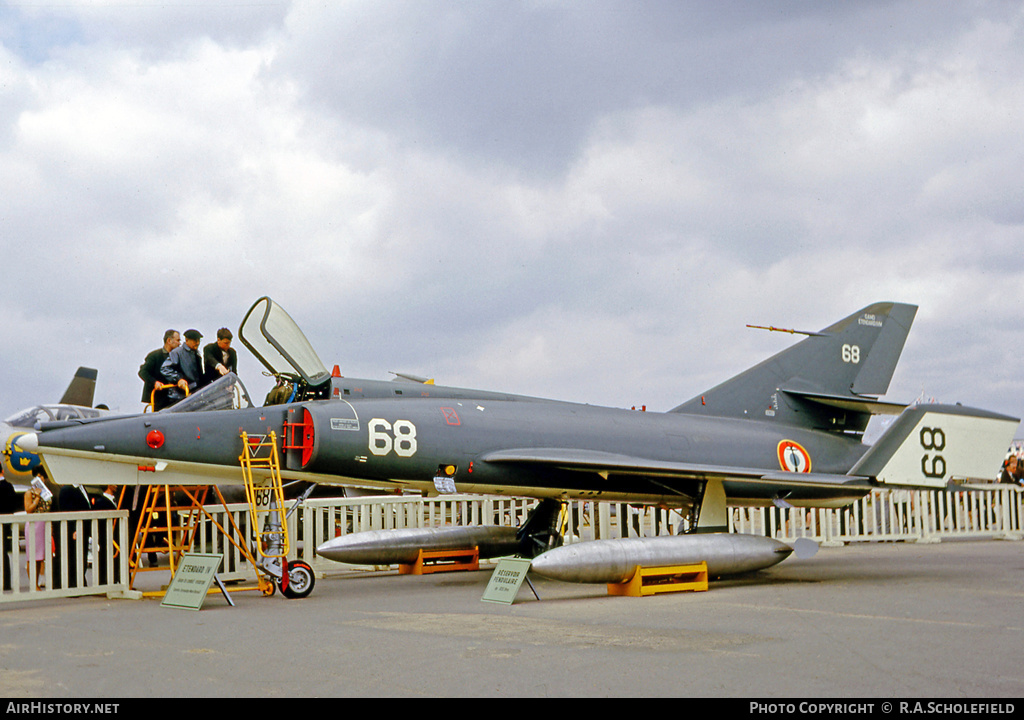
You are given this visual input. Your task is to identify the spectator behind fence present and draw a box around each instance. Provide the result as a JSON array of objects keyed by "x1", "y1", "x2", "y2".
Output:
[
  {"x1": 52, "y1": 484, "x2": 92, "y2": 589},
  {"x1": 0, "y1": 474, "x2": 16, "y2": 591},
  {"x1": 24, "y1": 467, "x2": 53, "y2": 590},
  {"x1": 91, "y1": 484, "x2": 120, "y2": 585},
  {"x1": 1000, "y1": 453, "x2": 1024, "y2": 485}
]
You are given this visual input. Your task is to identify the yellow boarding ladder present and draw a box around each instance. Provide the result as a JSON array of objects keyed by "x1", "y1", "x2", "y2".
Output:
[
  {"x1": 123, "y1": 485, "x2": 211, "y2": 589},
  {"x1": 239, "y1": 431, "x2": 289, "y2": 566}
]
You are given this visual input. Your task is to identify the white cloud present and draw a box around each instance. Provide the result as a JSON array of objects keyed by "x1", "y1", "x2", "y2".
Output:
[{"x1": 0, "y1": 2, "x2": 1020, "y2": 429}]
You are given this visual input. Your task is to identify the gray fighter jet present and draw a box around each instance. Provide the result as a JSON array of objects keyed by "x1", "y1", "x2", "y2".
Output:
[{"x1": 25, "y1": 299, "x2": 1019, "y2": 591}]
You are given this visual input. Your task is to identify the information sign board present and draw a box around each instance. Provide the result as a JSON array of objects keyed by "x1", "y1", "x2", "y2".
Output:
[
  {"x1": 481, "y1": 557, "x2": 533, "y2": 604},
  {"x1": 161, "y1": 553, "x2": 223, "y2": 611}
]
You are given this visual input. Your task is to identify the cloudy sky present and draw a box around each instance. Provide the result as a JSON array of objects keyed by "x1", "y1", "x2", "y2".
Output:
[{"x1": 1, "y1": 1, "x2": 1021, "y2": 438}]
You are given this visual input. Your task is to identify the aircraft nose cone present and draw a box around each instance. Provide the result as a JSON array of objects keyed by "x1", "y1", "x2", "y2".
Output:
[{"x1": 13, "y1": 432, "x2": 38, "y2": 452}]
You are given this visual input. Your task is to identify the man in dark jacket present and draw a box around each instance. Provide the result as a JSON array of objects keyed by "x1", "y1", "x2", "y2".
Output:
[
  {"x1": 52, "y1": 484, "x2": 91, "y2": 589},
  {"x1": 139, "y1": 329, "x2": 180, "y2": 410},
  {"x1": 92, "y1": 484, "x2": 120, "y2": 586},
  {"x1": 202, "y1": 328, "x2": 238, "y2": 387},
  {"x1": 161, "y1": 329, "x2": 203, "y2": 404},
  {"x1": 1, "y1": 475, "x2": 17, "y2": 590}
]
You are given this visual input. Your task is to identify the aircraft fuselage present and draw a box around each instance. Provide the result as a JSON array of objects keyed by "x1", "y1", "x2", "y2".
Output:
[{"x1": 37, "y1": 395, "x2": 872, "y2": 507}]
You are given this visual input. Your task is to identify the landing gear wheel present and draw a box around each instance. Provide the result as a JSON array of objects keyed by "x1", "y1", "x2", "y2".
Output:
[{"x1": 281, "y1": 560, "x2": 315, "y2": 599}]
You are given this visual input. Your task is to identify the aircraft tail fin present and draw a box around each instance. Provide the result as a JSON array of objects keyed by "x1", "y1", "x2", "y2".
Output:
[
  {"x1": 850, "y1": 404, "x2": 1020, "y2": 488},
  {"x1": 59, "y1": 367, "x2": 98, "y2": 407},
  {"x1": 671, "y1": 302, "x2": 918, "y2": 435}
]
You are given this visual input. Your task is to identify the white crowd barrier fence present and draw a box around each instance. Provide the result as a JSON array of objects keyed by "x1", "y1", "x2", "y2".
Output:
[
  {"x1": 1, "y1": 510, "x2": 129, "y2": 604},
  {"x1": 3, "y1": 486, "x2": 1020, "y2": 603},
  {"x1": 292, "y1": 485, "x2": 1024, "y2": 569}
]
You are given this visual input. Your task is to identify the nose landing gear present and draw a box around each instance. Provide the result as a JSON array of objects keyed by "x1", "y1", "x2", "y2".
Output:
[{"x1": 281, "y1": 559, "x2": 315, "y2": 599}]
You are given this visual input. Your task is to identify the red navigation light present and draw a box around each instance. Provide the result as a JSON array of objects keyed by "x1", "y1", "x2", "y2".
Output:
[{"x1": 146, "y1": 430, "x2": 165, "y2": 449}]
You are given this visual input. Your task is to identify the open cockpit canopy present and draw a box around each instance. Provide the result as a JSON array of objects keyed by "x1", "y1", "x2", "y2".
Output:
[{"x1": 239, "y1": 297, "x2": 331, "y2": 400}]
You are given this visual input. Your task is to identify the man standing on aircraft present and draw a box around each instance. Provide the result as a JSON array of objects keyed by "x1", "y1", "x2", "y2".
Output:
[
  {"x1": 160, "y1": 329, "x2": 204, "y2": 405},
  {"x1": 202, "y1": 328, "x2": 238, "y2": 387},
  {"x1": 139, "y1": 329, "x2": 180, "y2": 411}
]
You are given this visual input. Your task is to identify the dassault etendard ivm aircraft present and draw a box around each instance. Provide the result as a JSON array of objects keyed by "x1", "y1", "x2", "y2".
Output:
[{"x1": 24, "y1": 298, "x2": 1019, "y2": 595}]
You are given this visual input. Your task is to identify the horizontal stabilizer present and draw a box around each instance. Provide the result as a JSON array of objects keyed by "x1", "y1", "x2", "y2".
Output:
[
  {"x1": 780, "y1": 388, "x2": 907, "y2": 416},
  {"x1": 850, "y1": 404, "x2": 1020, "y2": 488}
]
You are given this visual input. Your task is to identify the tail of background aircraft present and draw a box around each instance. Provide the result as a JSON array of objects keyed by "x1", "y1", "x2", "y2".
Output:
[
  {"x1": 58, "y1": 367, "x2": 98, "y2": 407},
  {"x1": 850, "y1": 403, "x2": 1019, "y2": 488},
  {"x1": 672, "y1": 302, "x2": 918, "y2": 436}
]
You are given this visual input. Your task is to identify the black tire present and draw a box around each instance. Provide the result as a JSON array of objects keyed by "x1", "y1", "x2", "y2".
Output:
[{"x1": 281, "y1": 560, "x2": 315, "y2": 599}]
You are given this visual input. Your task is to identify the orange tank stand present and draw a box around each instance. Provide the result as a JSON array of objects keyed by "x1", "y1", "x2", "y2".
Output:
[
  {"x1": 607, "y1": 561, "x2": 709, "y2": 597},
  {"x1": 399, "y1": 547, "x2": 480, "y2": 575}
]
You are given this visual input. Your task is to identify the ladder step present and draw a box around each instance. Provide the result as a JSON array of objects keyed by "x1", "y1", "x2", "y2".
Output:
[{"x1": 239, "y1": 430, "x2": 290, "y2": 562}]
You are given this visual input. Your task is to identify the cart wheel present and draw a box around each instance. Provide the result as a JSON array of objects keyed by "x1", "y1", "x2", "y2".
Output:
[
  {"x1": 260, "y1": 577, "x2": 276, "y2": 597},
  {"x1": 281, "y1": 560, "x2": 315, "y2": 599}
]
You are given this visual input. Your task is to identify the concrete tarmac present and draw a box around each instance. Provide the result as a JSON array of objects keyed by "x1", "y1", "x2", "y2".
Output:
[{"x1": 1, "y1": 538, "x2": 1023, "y2": 698}]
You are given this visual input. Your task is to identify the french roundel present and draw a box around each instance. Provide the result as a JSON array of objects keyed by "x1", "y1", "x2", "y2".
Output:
[{"x1": 777, "y1": 440, "x2": 812, "y2": 473}]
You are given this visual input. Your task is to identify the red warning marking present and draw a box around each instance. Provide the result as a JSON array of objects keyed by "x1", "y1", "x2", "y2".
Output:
[
  {"x1": 441, "y1": 407, "x2": 461, "y2": 426},
  {"x1": 777, "y1": 440, "x2": 812, "y2": 473},
  {"x1": 244, "y1": 433, "x2": 273, "y2": 458}
]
